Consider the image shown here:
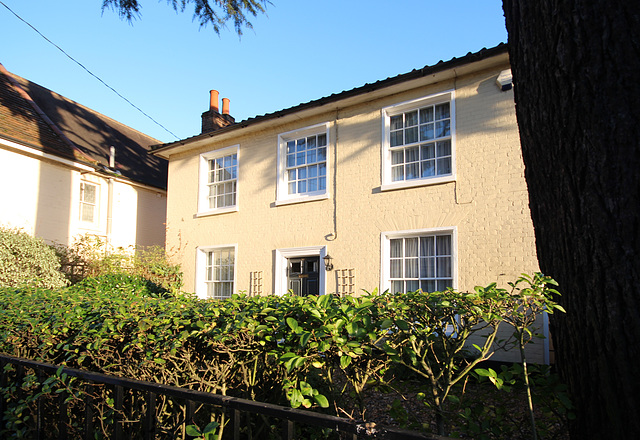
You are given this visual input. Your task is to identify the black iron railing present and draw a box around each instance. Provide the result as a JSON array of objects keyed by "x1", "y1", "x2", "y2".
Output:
[{"x1": 0, "y1": 354, "x2": 441, "y2": 440}]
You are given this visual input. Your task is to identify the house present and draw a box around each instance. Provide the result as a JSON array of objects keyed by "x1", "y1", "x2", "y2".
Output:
[
  {"x1": 0, "y1": 63, "x2": 167, "y2": 251},
  {"x1": 153, "y1": 44, "x2": 547, "y2": 363}
]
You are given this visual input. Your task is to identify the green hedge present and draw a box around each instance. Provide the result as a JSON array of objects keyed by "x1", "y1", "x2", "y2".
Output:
[
  {"x1": 0, "y1": 227, "x2": 68, "y2": 289},
  {"x1": 0, "y1": 274, "x2": 568, "y2": 438}
]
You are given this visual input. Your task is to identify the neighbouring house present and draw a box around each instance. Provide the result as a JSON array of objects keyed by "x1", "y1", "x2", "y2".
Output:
[
  {"x1": 153, "y1": 44, "x2": 547, "y2": 363},
  {"x1": 0, "y1": 63, "x2": 168, "y2": 252}
]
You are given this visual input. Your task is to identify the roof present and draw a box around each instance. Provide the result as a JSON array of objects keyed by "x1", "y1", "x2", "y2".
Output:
[
  {"x1": 152, "y1": 44, "x2": 509, "y2": 155},
  {"x1": 0, "y1": 63, "x2": 168, "y2": 190}
]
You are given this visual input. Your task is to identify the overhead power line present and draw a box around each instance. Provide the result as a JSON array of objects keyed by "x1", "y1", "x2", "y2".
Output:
[{"x1": 0, "y1": 0, "x2": 180, "y2": 140}]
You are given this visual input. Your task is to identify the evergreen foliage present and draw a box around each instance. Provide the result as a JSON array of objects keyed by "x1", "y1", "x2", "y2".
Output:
[
  {"x1": 0, "y1": 227, "x2": 68, "y2": 289},
  {"x1": 101, "y1": 0, "x2": 269, "y2": 35}
]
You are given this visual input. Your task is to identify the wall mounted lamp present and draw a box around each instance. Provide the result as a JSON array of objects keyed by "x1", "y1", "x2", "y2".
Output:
[{"x1": 323, "y1": 254, "x2": 334, "y2": 271}]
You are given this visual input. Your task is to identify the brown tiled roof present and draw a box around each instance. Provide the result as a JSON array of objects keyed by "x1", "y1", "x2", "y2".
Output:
[
  {"x1": 0, "y1": 68, "x2": 75, "y2": 159},
  {"x1": 0, "y1": 64, "x2": 168, "y2": 190}
]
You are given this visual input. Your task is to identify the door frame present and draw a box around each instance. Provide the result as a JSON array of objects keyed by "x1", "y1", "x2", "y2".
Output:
[{"x1": 274, "y1": 246, "x2": 327, "y2": 296}]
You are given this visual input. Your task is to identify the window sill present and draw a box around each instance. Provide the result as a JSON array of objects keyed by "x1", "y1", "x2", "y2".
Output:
[
  {"x1": 381, "y1": 175, "x2": 455, "y2": 192},
  {"x1": 275, "y1": 193, "x2": 329, "y2": 207},
  {"x1": 195, "y1": 206, "x2": 239, "y2": 218}
]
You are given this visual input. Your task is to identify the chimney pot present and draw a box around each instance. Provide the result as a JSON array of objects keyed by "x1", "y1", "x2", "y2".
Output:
[
  {"x1": 222, "y1": 98, "x2": 230, "y2": 115},
  {"x1": 209, "y1": 90, "x2": 220, "y2": 113}
]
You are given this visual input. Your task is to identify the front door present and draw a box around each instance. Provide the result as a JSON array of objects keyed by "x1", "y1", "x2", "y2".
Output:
[{"x1": 287, "y1": 257, "x2": 320, "y2": 296}]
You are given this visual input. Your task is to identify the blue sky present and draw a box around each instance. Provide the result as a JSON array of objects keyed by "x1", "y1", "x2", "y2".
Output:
[{"x1": 1, "y1": 0, "x2": 507, "y2": 143}]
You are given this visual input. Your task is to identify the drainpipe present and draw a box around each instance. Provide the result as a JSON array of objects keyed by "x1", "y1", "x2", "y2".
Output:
[{"x1": 106, "y1": 146, "x2": 115, "y2": 250}]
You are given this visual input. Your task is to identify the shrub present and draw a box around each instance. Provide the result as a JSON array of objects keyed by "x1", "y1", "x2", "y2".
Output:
[
  {"x1": 54, "y1": 235, "x2": 183, "y2": 293},
  {"x1": 0, "y1": 227, "x2": 68, "y2": 289}
]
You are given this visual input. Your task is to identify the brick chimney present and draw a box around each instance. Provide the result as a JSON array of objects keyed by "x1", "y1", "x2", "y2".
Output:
[{"x1": 201, "y1": 90, "x2": 235, "y2": 134}]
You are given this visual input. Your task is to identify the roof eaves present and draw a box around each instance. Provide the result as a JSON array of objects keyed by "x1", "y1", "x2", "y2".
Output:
[{"x1": 151, "y1": 44, "x2": 508, "y2": 155}]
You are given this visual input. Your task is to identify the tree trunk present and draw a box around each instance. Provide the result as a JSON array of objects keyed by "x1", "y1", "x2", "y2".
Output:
[{"x1": 502, "y1": 1, "x2": 640, "y2": 439}]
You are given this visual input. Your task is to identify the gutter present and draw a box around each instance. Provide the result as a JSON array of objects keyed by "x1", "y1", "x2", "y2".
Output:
[{"x1": 151, "y1": 44, "x2": 509, "y2": 157}]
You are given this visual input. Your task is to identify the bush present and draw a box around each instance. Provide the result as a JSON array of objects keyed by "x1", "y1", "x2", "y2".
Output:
[
  {"x1": 0, "y1": 275, "x2": 568, "y2": 439},
  {"x1": 54, "y1": 235, "x2": 183, "y2": 293},
  {"x1": 0, "y1": 227, "x2": 68, "y2": 289}
]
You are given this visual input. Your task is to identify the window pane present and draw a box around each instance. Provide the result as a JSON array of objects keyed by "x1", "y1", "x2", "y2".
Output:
[
  {"x1": 308, "y1": 164, "x2": 318, "y2": 178},
  {"x1": 422, "y1": 160, "x2": 435, "y2": 177},
  {"x1": 420, "y1": 123, "x2": 434, "y2": 141},
  {"x1": 421, "y1": 280, "x2": 436, "y2": 293},
  {"x1": 406, "y1": 280, "x2": 419, "y2": 293},
  {"x1": 421, "y1": 257, "x2": 435, "y2": 278},
  {"x1": 308, "y1": 178, "x2": 318, "y2": 192},
  {"x1": 318, "y1": 163, "x2": 326, "y2": 176},
  {"x1": 81, "y1": 205, "x2": 94, "y2": 222},
  {"x1": 420, "y1": 236, "x2": 434, "y2": 256},
  {"x1": 391, "y1": 150, "x2": 404, "y2": 165},
  {"x1": 390, "y1": 115, "x2": 403, "y2": 130},
  {"x1": 287, "y1": 154, "x2": 295, "y2": 167},
  {"x1": 287, "y1": 141, "x2": 296, "y2": 153},
  {"x1": 421, "y1": 143, "x2": 435, "y2": 159},
  {"x1": 83, "y1": 184, "x2": 96, "y2": 203},
  {"x1": 392, "y1": 165, "x2": 404, "y2": 181},
  {"x1": 405, "y1": 111, "x2": 418, "y2": 127},
  {"x1": 299, "y1": 167, "x2": 307, "y2": 180},
  {"x1": 435, "y1": 102, "x2": 450, "y2": 120},
  {"x1": 317, "y1": 133, "x2": 327, "y2": 146},
  {"x1": 435, "y1": 120, "x2": 451, "y2": 138},
  {"x1": 405, "y1": 238, "x2": 418, "y2": 257},
  {"x1": 318, "y1": 147, "x2": 327, "y2": 161},
  {"x1": 297, "y1": 138, "x2": 306, "y2": 151},
  {"x1": 405, "y1": 258, "x2": 418, "y2": 278},
  {"x1": 405, "y1": 127, "x2": 418, "y2": 144},
  {"x1": 298, "y1": 181, "x2": 307, "y2": 193},
  {"x1": 296, "y1": 152, "x2": 305, "y2": 166},
  {"x1": 390, "y1": 131, "x2": 403, "y2": 147},
  {"x1": 390, "y1": 238, "x2": 403, "y2": 258},
  {"x1": 405, "y1": 162, "x2": 419, "y2": 180},
  {"x1": 390, "y1": 259, "x2": 402, "y2": 278},
  {"x1": 392, "y1": 280, "x2": 404, "y2": 294},
  {"x1": 420, "y1": 107, "x2": 434, "y2": 123},
  {"x1": 319, "y1": 177, "x2": 326, "y2": 190},
  {"x1": 406, "y1": 146, "x2": 419, "y2": 162},
  {"x1": 437, "y1": 140, "x2": 451, "y2": 156},
  {"x1": 307, "y1": 136, "x2": 316, "y2": 149},
  {"x1": 437, "y1": 158, "x2": 452, "y2": 175},
  {"x1": 437, "y1": 257, "x2": 451, "y2": 277},
  {"x1": 437, "y1": 279, "x2": 453, "y2": 292},
  {"x1": 288, "y1": 169, "x2": 296, "y2": 181},
  {"x1": 307, "y1": 149, "x2": 317, "y2": 163},
  {"x1": 288, "y1": 182, "x2": 296, "y2": 194},
  {"x1": 436, "y1": 235, "x2": 452, "y2": 255},
  {"x1": 436, "y1": 257, "x2": 451, "y2": 278}
]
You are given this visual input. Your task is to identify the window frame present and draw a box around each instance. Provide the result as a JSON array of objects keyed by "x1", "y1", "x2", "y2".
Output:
[
  {"x1": 197, "y1": 145, "x2": 239, "y2": 217},
  {"x1": 381, "y1": 90, "x2": 456, "y2": 191},
  {"x1": 380, "y1": 227, "x2": 457, "y2": 294},
  {"x1": 195, "y1": 244, "x2": 237, "y2": 299},
  {"x1": 79, "y1": 180, "x2": 99, "y2": 225},
  {"x1": 276, "y1": 123, "x2": 330, "y2": 206}
]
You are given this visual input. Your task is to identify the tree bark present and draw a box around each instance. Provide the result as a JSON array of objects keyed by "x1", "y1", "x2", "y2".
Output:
[{"x1": 502, "y1": 1, "x2": 640, "y2": 438}]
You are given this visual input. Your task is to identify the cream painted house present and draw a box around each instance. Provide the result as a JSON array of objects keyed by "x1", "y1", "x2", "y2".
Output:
[
  {"x1": 154, "y1": 45, "x2": 546, "y2": 363},
  {"x1": 0, "y1": 63, "x2": 167, "y2": 251}
]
